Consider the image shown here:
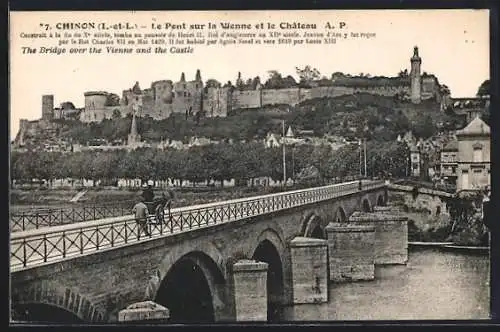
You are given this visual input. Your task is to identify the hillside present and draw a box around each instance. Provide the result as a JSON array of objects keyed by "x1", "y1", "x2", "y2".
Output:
[{"x1": 50, "y1": 93, "x2": 464, "y2": 144}]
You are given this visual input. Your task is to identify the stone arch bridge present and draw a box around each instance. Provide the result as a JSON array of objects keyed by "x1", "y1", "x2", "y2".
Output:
[{"x1": 10, "y1": 180, "x2": 388, "y2": 323}]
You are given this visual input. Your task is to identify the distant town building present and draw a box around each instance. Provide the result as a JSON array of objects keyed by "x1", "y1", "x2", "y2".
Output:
[
  {"x1": 409, "y1": 144, "x2": 421, "y2": 178},
  {"x1": 439, "y1": 140, "x2": 458, "y2": 185},
  {"x1": 264, "y1": 132, "x2": 281, "y2": 148},
  {"x1": 455, "y1": 116, "x2": 490, "y2": 192}
]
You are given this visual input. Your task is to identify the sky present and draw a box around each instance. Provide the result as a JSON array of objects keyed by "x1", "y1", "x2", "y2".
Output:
[{"x1": 10, "y1": 9, "x2": 490, "y2": 140}]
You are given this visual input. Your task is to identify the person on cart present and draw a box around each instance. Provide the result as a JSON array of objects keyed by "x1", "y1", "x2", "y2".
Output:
[{"x1": 142, "y1": 180, "x2": 155, "y2": 214}]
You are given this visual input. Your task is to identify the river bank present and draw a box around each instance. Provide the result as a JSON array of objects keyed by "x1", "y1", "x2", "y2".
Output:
[{"x1": 9, "y1": 186, "x2": 287, "y2": 213}]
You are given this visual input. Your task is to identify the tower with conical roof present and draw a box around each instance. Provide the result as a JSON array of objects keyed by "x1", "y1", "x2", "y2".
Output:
[
  {"x1": 180, "y1": 72, "x2": 186, "y2": 82},
  {"x1": 195, "y1": 69, "x2": 202, "y2": 82},
  {"x1": 410, "y1": 46, "x2": 422, "y2": 104}
]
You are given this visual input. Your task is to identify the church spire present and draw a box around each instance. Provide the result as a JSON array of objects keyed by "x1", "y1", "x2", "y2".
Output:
[{"x1": 180, "y1": 72, "x2": 186, "y2": 82}]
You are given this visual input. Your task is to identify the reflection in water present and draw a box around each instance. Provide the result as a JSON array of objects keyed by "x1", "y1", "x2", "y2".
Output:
[{"x1": 283, "y1": 247, "x2": 490, "y2": 321}]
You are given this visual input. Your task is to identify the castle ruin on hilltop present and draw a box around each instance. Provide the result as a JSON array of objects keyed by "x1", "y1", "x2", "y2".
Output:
[{"x1": 37, "y1": 46, "x2": 445, "y2": 124}]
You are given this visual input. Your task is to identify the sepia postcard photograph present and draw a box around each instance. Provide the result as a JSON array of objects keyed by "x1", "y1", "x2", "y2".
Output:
[{"x1": 9, "y1": 9, "x2": 492, "y2": 324}]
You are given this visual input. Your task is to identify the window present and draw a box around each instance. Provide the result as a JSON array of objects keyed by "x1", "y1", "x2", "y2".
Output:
[{"x1": 473, "y1": 145, "x2": 483, "y2": 162}]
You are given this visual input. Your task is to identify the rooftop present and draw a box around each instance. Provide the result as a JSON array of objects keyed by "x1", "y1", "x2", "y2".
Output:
[
  {"x1": 442, "y1": 140, "x2": 458, "y2": 151},
  {"x1": 456, "y1": 116, "x2": 490, "y2": 137}
]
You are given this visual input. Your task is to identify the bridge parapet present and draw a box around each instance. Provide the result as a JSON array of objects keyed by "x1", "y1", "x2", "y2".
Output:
[
  {"x1": 387, "y1": 183, "x2": 454, "y2": 198},
  {"x1": 11, "y1": 180, "x2": 385, "y2": 272}
]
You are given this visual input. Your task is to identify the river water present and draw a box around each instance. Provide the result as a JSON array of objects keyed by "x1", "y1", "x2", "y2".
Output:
[{"x1": 283, "y1": 247, "x2": 490, "y2": 321}]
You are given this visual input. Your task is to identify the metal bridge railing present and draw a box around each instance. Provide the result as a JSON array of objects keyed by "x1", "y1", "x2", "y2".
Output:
[
  {"x1": 10, "y1": 180, "x2": 385, "y2": 271},
  {"x1": 10, "y1": 200, "x2": 136, "y2": 232}
]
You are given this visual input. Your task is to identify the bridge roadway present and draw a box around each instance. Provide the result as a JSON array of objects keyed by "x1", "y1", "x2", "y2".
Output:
[{"x1": 10, "y1": 180, "x2": 385, "y2": 272}]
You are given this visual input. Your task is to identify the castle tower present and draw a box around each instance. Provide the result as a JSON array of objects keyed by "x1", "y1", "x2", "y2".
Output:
[
  {"x1": 132, "y1": 81, "x2": 142, "y2": 94},
  {"x1": 180, "y1": 72, "x2": 186, "y2": 82},
  {"x1": 42, "y1": 95, "x2": 54, "y2": 121},
  {"x1": 195, "y1": 69, "x2": 202, "y2": 82},
  {"x1": 127, "y1": 106, "x2": 141, "y2": 146},
  {"x1": 236, "y1": 72, "x2": 243, "y2": 88},
  {"x1": 410, "y1": 46, "x2": 422, "y2": 104}
]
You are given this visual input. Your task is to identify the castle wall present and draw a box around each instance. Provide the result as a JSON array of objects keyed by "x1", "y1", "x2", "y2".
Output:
[
  {"x1": 232, "y1": 90, "x2": 262, "y2": 109},
  {"x1": 353, "y1": 85, "x2": 408, "y2": 97},
  {"x1": 421, "y1": 77, "x2": 438, "y2": 100},
  {"x1": 122, "y1": 90, "x2": 143, "y2": 111},
  {"x1": 203, "y1": 87, "x2": 230, "y2": 117},
  {"x1": 152, "y1": 80, "x2": 174, "y2": 105},
  {"x1": 172, "y1": 80, "x2": 203, "y2": 114},
  {"x1": 80, "y1": 107, "x2": 121, "y2": 122},
  {"x1": 261, "y1": 88, "x2": 301, "y2": 106},
  {"x1": 84, "y1": 93, "x2": 107, "y2": 110},
  {"x1": 299, "y1": 88, "x2": 312, "y2": 103},
  {"x1": 310, "y1": 86, "x2": 354, "y2": 99},
  {"x1": 143, "y1": 104, "x2": 173, "y2": 120}
]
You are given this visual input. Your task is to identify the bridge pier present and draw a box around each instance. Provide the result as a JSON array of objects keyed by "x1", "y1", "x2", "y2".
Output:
[
  {"x1": 232, "y1": 260, "x2": 268, "y2": 322},
  {"x1": 326, "y1": 222, "x2": 375, "y2": 282},
  {"x1": 349, "y1": 211, "x2": 408, "y2": 265},
  {"x1": 118, "y1": 301, "x2": 169, "y2": 323},
  {"x1": 289, "y1": 237, "x2": 328, "y2": 304},
  {"x1": 373, "y1": 205, "x2": 405, "y2": 213}
]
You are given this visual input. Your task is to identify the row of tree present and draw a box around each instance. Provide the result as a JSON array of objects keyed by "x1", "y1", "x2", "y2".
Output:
[{"x1": 11, "y1": 141, "x2": 410, "y2": 187}]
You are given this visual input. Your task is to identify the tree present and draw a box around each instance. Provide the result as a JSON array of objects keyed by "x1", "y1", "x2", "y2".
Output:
[
  {"x1": 206, "y1": 79, "x2": 221, "y2": 88},
  {"x1": 440, "y1": 84, "x2": 451, "y2": 96},
  {"x1": 60, "y1": 101, "x2": 76, "y2": 110},
  {"x1": 251, "y1": 76, "x2": 261, "y2": 89},
  {"x1": 264, "y1": 70, "x2": 283, "y2": 89},
  {"x1": 398, "y1": 69, "x2": 409, "y2": 78},
  {"x1": 105, "y1": 93, "x2": 121, "y2": 106},
  {"x1": 413, "y1": 114, "x2": 437, "y2": 139},
  {"x1": 331, "y1": 72, "x2": 345, "y2": 80},
  {"x1": 112, "y1": 109, "x2": 121, "y2": 119},
  {"x1": 476, "y1": 79, "x2": 490, "y2": 97},
  {"x1": 296, "y1": 65, "x2": 321, "y2": 85}
]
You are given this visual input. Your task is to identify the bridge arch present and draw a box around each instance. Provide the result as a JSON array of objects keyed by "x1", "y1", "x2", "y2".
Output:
[
  {"x1": 361, "y1": 196, "x2": 372, "y2": 212},
  {"x1": 249, "y1": 228, "x2": 286, "y2": 322},
  {"x1": 334, "y1": 206, "x2": 347, "y2": 222},
  {"x1": 156, "y1": 242, "x2": 226, "y2": 323},
  {"x1": 155, "y1": 250, "x2": 226, "y2": 323},
  {"x1": 11, "y1": 281, "x2": 105, "y2": 323},
  {"x1": 376, "y1": 194, "x2": 386, "y2": 206},
  {"x1": 301, "y1": 213, "x2": 327, "y2": 239}
]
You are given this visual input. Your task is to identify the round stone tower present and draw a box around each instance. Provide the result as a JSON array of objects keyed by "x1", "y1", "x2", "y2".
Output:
[{"x1": 410, "y1": 46, "x2": 422, "y2": 104}]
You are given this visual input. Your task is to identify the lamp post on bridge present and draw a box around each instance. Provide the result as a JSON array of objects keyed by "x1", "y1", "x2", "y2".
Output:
[{"x1": 282, "y1": 120, "x2": 286, "y2": 186}]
